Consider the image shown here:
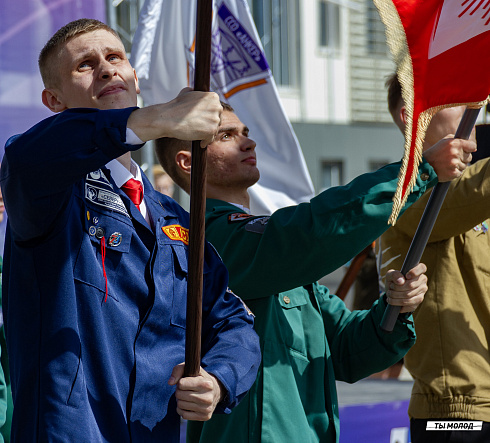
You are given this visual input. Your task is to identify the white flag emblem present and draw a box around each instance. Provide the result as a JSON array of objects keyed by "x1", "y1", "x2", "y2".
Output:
[{"x1": 429, "y1": 0, "x2": 490, "y2": 59}]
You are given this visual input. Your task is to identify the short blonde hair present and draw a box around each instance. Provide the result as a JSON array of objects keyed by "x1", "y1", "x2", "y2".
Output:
[{"x1": 39, "y1": 19, "x2": 121, "y2": 88}]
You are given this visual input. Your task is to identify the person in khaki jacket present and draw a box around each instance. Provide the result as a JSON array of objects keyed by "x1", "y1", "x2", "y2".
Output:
[{"x1": 378, "y1": 73, "x2": 490, "y2": 442}]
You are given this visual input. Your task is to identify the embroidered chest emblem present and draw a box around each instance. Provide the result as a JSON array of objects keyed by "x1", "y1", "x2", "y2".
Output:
[
  {"x1": 85, "y1": 170, "x2": 129, "y2": 217},
  {"x1": 162, "y1": 225, "x2": 189, "y2": 245}
]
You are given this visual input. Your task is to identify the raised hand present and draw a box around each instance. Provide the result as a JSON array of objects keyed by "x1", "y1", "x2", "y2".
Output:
[
  {"x1": 423, "y1": 135, "x2": 476, "y2": 182},
  {"x1": 127, "y1": 87, "x2": 223, "y2": 147}
]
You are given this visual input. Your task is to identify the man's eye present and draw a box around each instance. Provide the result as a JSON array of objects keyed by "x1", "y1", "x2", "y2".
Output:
[
  {"x1": 221, "y1": 133, "x2": 231, "y2": 140},
  {"x1": 108, "y1": 55, "x2": 120, "y2": 62},
  {"x1": 78, "y1": 62, "x2": 90, "y2": 70}
]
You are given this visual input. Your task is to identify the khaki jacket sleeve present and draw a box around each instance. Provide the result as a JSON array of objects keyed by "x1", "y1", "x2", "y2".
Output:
[
  {"x1": 378, "y1": 158, "x2": 490, "y2": 283},
  {"x1": 391, "y1": 158, "x2": 490, "y2": 242}
]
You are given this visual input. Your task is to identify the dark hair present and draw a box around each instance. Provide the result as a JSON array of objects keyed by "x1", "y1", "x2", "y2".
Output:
[
  {"x1": 39, "y1": 19, "x2": 121, "y2": 88},
  {"x1": 154, "y1": 137, "x2": 192, "y2": 193},
  {"x1": 385, "y1": 72, "x2": 403, "y2": 120}
]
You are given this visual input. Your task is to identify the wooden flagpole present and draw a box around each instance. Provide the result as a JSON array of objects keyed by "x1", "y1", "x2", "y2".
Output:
[
  {"x1": 380, "y1": 107, "x2": 480, "y2": 332},
  {"x1": 184, "y1": 0, "x2": 214, "y2": 377}
]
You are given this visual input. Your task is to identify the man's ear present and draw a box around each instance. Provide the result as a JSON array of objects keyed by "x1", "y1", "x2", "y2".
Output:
[
  {"x1": 42, "y1": 88, "x2": 68, "y2": 113},
  {"x1": 133, "y1": 69, "x2": 141, "y2": 95},
  {"x1": 400, "y1": 105, "x2": 407, "y2": 126},
  {"x1": 176, "y1": 150, "x2": 192, "y2": 176}
]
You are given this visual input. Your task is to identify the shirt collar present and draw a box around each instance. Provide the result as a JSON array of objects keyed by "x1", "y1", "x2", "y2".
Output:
[
  {"x1": 105, "y1": 158, "x2": 151, "y2": 225},
  {"x1": 105, "y1": 158, "x2": 144, "y2": 191},
  {"x1": 229, "y1": 202, "x2": 251, "y2": 214}
]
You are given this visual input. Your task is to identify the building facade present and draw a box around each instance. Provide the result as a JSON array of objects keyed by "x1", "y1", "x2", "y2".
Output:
[
  {"x1": 110, "y1": 0, "x2": 487, "y2": 195},
  {"x1": 248, "y1": 0, "x2": 404, "y2": 192}
]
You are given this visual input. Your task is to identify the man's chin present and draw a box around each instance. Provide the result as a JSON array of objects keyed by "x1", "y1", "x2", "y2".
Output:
[
  {"x1": 245, "y1": 173, "x2": 260, "y2": 188},
  {"x1": 98, "y1": 96, "x2": 137, "y2": 110}
]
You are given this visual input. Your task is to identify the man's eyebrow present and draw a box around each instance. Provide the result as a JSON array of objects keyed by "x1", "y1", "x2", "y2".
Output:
[
  {"x1": 105, "y1": 47, "x2": 126, "y2": 55},
  {"x1": 72, "y1": 49, "x2": 96, "y2": 65},
  {"x1": 217, "y1": 125, "x2": 250, "y2": 134},
  {"x1": 72, "y1": 47, "x2": 124, "y2": 64},
  {"x1": 217, "y1": 126, "x2": 236, "y2": 134}
]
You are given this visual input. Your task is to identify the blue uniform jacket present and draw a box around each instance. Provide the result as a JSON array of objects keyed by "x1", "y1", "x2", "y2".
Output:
[{"x1": 0, "y1": 108, "x2": 260, "y2": 442}]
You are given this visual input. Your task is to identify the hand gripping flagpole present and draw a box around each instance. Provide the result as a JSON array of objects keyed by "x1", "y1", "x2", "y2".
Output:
[
  {"x1": 184, "y1": 0, "x2": 213, "y2": 377},
  {"x1": 380, "y1": 107, "x2": 480, "y2": 333}
]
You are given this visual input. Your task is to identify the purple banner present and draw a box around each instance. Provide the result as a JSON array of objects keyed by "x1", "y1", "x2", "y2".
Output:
[
  {"x1": 0, "y1": 0, "x2": 105, "y2": 250},
  {"x1": 339, "y1": 400, "x2": 411, "y2": 443},
  {"x1": 0, "y1": 0, "x2": 106, "y2": 157}
]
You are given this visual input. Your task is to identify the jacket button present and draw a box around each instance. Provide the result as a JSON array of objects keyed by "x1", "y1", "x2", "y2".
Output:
[
  {"x1": 420, "y1": 172, "x2": 430, "y2": 181},
  {"x1": 95, "y1": 227, "x2": 105, "y2": 239},
  {"x1": 283, "y1": 296, "x2": 290, "y2": 304}
]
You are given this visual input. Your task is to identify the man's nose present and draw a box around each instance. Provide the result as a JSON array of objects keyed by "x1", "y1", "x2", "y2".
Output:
[
  {"x1": 99, "y1": 60, "x2": 117, "y2": 79},
  {"x1": 241, "y1": 136, "x2": 256, "y2": 151}
]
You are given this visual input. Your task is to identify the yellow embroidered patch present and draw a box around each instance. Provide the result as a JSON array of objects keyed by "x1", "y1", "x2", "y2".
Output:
[{"x1": 162, "y1": 225, "x2": 189, "y2": 245}]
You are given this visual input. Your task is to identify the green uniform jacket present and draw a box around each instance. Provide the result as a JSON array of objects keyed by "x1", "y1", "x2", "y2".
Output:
[{"x1": 187, "y1": 160, "x2": 438, "y2": 443}]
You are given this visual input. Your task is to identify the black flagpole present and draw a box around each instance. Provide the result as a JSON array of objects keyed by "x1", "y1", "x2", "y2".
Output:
[{"x1": 380, "y1": 107, "x2": 480, "y2": 332}]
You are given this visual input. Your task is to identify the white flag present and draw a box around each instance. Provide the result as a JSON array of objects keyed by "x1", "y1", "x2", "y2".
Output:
[{"x1": 131, "y1": 0, "x2": 314, "y2": 214}]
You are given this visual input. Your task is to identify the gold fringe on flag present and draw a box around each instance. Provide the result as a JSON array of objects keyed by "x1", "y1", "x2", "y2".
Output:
[
  {"x1": 374, "y1": 0, "x2": 488, "y2": 225},
  {"x1": 373, "y1": 0, "x2": 420, "y2": 225}
]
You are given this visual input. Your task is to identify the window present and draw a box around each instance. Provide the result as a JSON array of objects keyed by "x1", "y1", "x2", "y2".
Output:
[
  {"x1": 251, "y1": 0, "x2": 300, "y2": 87},
  {"x1": 321, "y1": 161, "x2": 343, "y2": 190},
  {"x1": 319, "y1": 1, "x2": 341, "y2": 50},
  {"x1": 366, "y1": 3, "x2": 388, "y2": 56}
]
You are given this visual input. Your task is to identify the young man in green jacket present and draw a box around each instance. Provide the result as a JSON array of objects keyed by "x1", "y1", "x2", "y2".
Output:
[{"x1": 155, "y1": 103, "x2": 475, "y2": 442}]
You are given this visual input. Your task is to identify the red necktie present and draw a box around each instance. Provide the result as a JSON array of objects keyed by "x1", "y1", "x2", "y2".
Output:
[{"x1": 121, "y1": 178, "x2": 143, "y2": 211}]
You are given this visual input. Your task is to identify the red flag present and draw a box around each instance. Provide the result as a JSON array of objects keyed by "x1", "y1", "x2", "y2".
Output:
[{"x1": 374, "y1": 0, "x2": 490, "y2": 224}]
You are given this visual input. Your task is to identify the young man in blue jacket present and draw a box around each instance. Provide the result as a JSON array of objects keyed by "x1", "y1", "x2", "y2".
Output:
[
  {"x1": 156, "y1": 104, "x2": 475, "y2": 442},
  {"x1": 0, "y1": 19, "x2": 261, "y2": 442}
]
